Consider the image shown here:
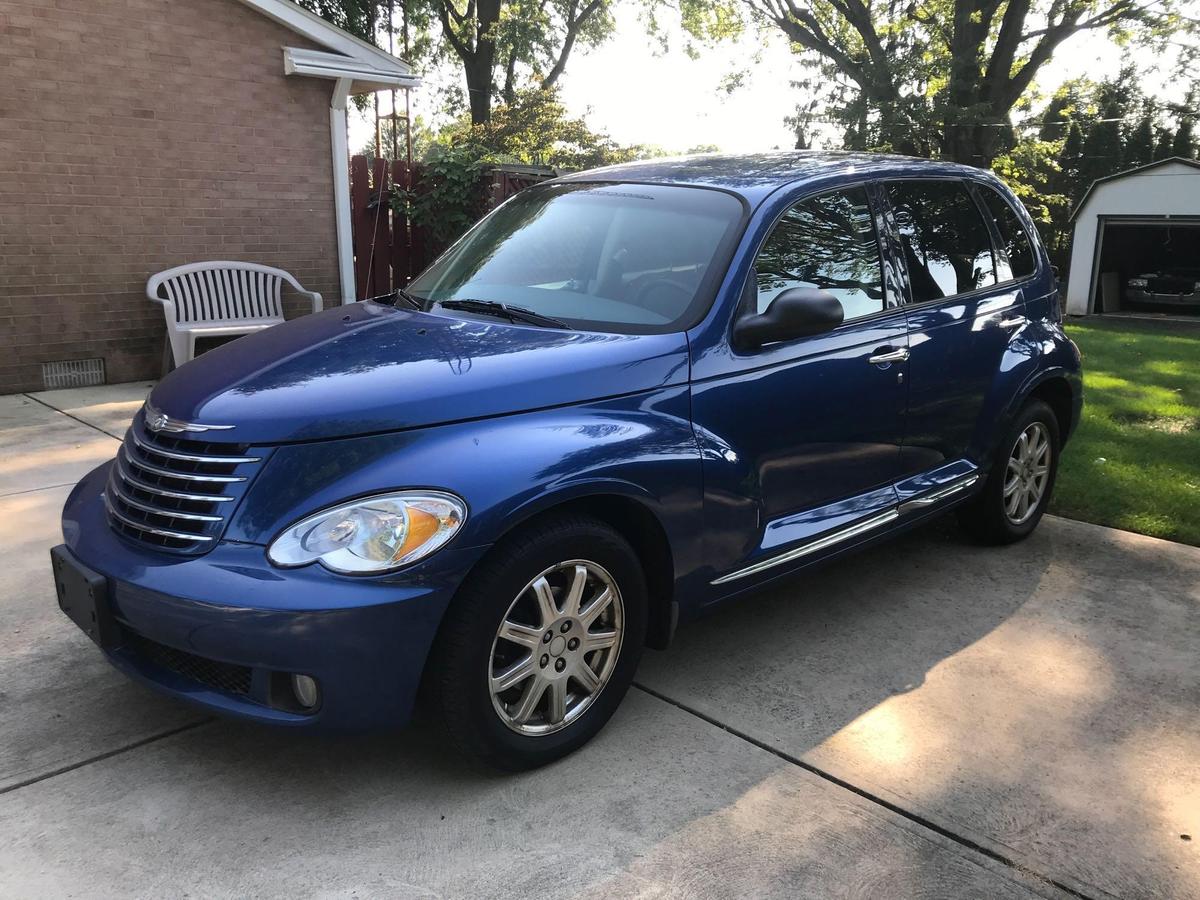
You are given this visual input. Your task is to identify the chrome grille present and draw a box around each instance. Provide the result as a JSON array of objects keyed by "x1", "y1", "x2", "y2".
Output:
[{"x1": 105, "y1": 414, "x2": 264, "y2": 553}]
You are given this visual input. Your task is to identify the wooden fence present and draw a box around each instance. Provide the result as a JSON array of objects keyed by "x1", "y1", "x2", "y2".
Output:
[{"x1": 349, "y1": 157, "x2": 555, "y2": 301}]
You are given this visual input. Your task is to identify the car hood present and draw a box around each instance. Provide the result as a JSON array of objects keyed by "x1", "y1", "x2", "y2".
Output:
[{"x1": 148, "y1": 302, "x2": 690, "y2": 444}]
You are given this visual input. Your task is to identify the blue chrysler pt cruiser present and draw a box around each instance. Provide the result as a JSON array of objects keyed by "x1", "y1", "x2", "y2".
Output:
[{"x1": 53, "y1": 153, "x2": 1081, "y2": 769}]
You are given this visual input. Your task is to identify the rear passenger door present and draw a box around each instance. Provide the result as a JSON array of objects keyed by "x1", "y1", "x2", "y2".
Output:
[{"x1": 884, "y1": 179, "x2": 1026, "y2": 478}]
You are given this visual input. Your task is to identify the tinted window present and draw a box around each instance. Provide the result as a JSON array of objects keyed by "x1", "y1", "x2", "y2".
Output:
[
  {"x1": 887, "y1": 180, "x2": 998, "y2": 302},
  {"x1": 978, "y1": 186, "x2": 1036, "y2": 279},
  {"x1": 407, "y1": 182, "x2": 743, "y2": 333},
  {"x1": 754, "y1": 186, "x2": 886, "y2": 321}
]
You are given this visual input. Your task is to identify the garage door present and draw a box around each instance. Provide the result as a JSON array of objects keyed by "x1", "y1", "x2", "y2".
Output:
[{"x1": 1091, "y1": 218, "x2": 1200, "y2": 315}]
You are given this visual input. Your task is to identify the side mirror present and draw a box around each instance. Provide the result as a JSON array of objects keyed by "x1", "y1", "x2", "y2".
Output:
[{"x1": 733, "y1": 287, "x2": 843, "y2": 349}]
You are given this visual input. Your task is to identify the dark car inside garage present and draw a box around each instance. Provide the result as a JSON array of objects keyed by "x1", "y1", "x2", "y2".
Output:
[{"x1": 1093, "y1": 220, "x2": 1200, "y2": 313}]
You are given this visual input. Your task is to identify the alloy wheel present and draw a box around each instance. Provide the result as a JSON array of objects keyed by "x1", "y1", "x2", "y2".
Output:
[
  {"x1": 488, "y1": 559, "x2": 624, "y2": 735},
  {"x1": 1003, "y1": 421, "x2": 1052, "y2": 525}
]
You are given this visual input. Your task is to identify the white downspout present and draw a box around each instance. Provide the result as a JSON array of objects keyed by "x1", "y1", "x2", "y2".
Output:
[{"x1": 330, "y1": 77, "x2": 355, "y2": 304}]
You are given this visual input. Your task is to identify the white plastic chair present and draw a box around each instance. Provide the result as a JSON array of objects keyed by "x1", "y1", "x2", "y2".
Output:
[{"x1": 147, "y1": 261, "x2": 323, "y2": 368}]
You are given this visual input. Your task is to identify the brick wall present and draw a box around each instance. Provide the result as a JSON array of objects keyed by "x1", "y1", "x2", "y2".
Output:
[{"x1": 0, "y1": 0, "x2": 344, "y2": 393}]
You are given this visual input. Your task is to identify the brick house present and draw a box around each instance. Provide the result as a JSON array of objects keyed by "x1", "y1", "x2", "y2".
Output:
[{"x1": 0, "y1": 0, "x2": 418, "y2": 393}]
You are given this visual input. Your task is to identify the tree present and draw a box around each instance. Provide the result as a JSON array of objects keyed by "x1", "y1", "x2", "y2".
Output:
[
  {"x1": 1155, "y1": 126, "x2": 1177, "y2": 160},
  {"x1": 1079, "y1": 100, "x2": 1124, "y2": 187},
  {"x1": 294, "y1": 0, "x2": 384, "y2": 44},
  {"x1": 1038, "y1": 81, "x2": 1088, "y2": 142},
  {"x1": 1057, "y1": 120, "x2": 1086, "y2": 200},
  {"x1": 1124, "y1": 110, "x2": 1156, "y2": 169},
  {"x1": 431, "y1": 88, "x2": 654, "y2": 168},
  {"x1": 296, "y1": 0, "x2": 612, "y2": 126},
  {"x1": 431, "y1": 0, "x2": 614, "y2": 124},
  {"x1": 395, "y1": 89, "x2": 655, "y2": 248},
  {"x1": 713, "y1": 0, "x2": 1193, "y2": 166},
  {"x1": 1172, "y1": 94, "x2": 1197, "y2": 158},
  {"x1": 1174, "y1": 119, "x2": 1196, "y2": 158}
]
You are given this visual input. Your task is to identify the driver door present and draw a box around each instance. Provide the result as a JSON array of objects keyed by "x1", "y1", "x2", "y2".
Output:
[{"x1": 694, "y1": 184, "x2": 910, "y2": 584}]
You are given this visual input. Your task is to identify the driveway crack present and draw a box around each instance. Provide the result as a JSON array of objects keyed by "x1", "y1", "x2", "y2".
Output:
[
  {"x1": 22, "y1": 393, "x2": 125, "y2": 441},
  {"x1": 0, "y1": 720, "x2": 212, "y2": 797}
]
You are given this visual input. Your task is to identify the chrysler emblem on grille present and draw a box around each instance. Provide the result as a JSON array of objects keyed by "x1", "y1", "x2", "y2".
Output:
[{"x1": 142, "y1": 402, "x2": 235, "y2": 434}]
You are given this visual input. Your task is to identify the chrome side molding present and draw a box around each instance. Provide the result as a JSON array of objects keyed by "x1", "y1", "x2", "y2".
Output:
[
  {"x1": 710, "y1": 473, "x2": 980, "y2": 586},
  {"x1": 896, "y1": 474, "x2": 979, "y2": 515},
  {"x1": 711, "y1": 508, "x2": 899, "y2": 585}
]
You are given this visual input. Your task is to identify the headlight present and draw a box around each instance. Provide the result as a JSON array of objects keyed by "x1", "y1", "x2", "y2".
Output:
[
  {"x1": 267, "y1": 491, "x2": 466, "y2": 574},
  {"x1": 1128, "y1": 278, "x2": 1148, "y2": 288}
]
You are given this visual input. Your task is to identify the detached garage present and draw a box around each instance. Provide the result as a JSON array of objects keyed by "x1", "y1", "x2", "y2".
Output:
[{"x1": 1065, "y1": 158, "x2": 1200, "y2": 316}]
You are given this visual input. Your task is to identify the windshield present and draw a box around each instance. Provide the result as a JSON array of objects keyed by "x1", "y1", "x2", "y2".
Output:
[{"x1": 407, "y1": 182, "x2": 745, "y2": 333}]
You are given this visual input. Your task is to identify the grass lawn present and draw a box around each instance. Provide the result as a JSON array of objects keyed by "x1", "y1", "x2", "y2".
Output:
[{"x1": 1051, "y1": 317, "x2": 1200, "y2": 546}]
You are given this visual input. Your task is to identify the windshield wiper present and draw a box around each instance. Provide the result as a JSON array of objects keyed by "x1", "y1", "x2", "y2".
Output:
[{"x1": 439, "y1": 299, "x2": 568, "y2": 329}]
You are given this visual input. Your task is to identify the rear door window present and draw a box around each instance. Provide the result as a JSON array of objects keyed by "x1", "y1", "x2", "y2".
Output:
[
  {"x1": 886, "y1": 180, "x2": 998, "y2": 302},
  {"x1": 977, "y1": 186, "x2": 1037, "y2": 280},
  {"x1": 754, "y1": 186, "x2": 888, "y2": 321}
]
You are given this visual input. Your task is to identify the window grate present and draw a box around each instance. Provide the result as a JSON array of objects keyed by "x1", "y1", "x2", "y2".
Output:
[{"x1": 41, "y1": 358, "x2": 105, "y2": 390}]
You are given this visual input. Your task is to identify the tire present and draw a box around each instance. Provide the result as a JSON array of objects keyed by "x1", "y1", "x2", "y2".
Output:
[
  {"x1": 425, "y1": 513, "x2": 648, "y2": 770},
  {"x1": 958, "y1": 398, "x2": 1061, "y2": 545}
]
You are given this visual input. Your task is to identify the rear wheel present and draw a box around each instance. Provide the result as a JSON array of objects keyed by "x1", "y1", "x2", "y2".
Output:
[
  {"x1": 958, "y1": 399, "x2": 1060, "y2": 544},
  {"x1": 426, "y1": 514, "x2": 647, "y2": 770}
]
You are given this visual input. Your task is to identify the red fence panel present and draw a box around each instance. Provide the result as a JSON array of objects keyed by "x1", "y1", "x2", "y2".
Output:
[
  {"x1": 367, "y1": 157, "x2": 391, "y2": 299},
  {"x1": 349, "y1": 155, "x2": 374, "y2": 300}
]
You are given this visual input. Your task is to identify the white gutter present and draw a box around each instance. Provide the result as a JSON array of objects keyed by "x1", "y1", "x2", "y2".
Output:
[
  {"x1": 284, "y1": 48, "x2": 421, "y2": 91},
  {"x1": 329, "y1": 77, "x2": 356, "y2": 305}
]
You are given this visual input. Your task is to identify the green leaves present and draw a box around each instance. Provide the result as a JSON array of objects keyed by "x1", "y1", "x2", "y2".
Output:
[
  {"x1": 434, "y1": 87, "x2": 651, "y2": 170},
  {"x1": 707, "y1": 0, "x2": 1197, "y2": 168},
  {"x1": 393, "y1": 142, "x2": 488, "y2": 246},
  {"x1": 392, "y1": 88, "x2": 656, "y2": 248}
]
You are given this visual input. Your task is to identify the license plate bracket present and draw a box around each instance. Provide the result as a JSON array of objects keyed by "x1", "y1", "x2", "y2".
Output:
[{"x1": 50, "y1": 545, "x2": 121, "y2": 650}]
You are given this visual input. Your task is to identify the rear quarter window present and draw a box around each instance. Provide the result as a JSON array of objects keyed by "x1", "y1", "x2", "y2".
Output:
[
  {"x1": 887, "y1": 180, "x2": 998, "y2": 302},
  {"x1": 977, "y1": 186, "x2": 1037, "y2": 280}
]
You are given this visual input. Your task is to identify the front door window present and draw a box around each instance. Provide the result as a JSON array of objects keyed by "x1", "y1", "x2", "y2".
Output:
[{"x1": 753, "y1": 186, "x2": 890, "y2": 321}]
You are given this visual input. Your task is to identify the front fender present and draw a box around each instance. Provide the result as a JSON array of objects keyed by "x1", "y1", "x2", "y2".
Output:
[{"x1": 225, "y1": 385, "x2": 703, "y2": 584}]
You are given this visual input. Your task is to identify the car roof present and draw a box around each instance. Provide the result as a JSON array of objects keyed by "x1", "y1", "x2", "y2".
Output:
[{"x1": 556, "y1": 151, "x2": 989, "y2": 206}]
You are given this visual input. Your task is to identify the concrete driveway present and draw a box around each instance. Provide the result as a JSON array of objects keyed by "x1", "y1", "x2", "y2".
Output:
[{"x1": 1, "y1": 384, "x2": 1197, "y2": 898}]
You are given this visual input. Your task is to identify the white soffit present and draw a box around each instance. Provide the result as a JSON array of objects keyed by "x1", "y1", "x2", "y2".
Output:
[{"x1": 233, "y1": 0, "x2": 420, "y2": 91}]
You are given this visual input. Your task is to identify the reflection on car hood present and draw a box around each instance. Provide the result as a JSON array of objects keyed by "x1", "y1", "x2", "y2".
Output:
[{"x1": 148, "y1": 302, "x2": 690, "y2": 443}]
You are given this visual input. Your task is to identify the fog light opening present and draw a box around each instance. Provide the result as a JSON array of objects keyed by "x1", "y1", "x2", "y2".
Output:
[{"x1": 291, "y1": 673, "x2": 320, "y2": 710}]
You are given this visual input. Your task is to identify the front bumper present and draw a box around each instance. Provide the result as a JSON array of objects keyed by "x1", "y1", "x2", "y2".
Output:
[
  {"x1": 60, "y1": 462, "x2": 488, "y2": 730},
  {"x1": 1126, "y1": 288, "x2": 1200, "y2": 308}
]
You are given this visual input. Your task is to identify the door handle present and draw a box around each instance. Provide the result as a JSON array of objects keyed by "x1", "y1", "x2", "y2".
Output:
[
  {"x1": 868, "y1": 347, "x2": 909, "y2": 365},
  {"x1": 997, "y1": 315, "x2": 1027, "y2": 329}
]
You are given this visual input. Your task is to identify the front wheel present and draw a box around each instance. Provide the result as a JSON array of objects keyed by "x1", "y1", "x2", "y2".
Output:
[
  {"x1": 958, "y1": 399, "x2": 1060, "y2": 545},
  {"x1": 425, "y1": 514, "x2": 647, "y2": 770}
]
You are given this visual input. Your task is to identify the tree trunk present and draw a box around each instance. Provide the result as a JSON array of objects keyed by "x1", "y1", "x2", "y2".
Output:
[
  {"x1": 466, "y1": 54, "x2": 494, "y2": 124},
  {"x1": 939, "y1": 2, "x2": 990, "y2": 166}
]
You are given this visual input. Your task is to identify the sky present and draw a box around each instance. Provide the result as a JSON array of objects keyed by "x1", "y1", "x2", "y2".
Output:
[{"x1": 350, "y1": 8, "x2": 1194, "y2": 157}]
